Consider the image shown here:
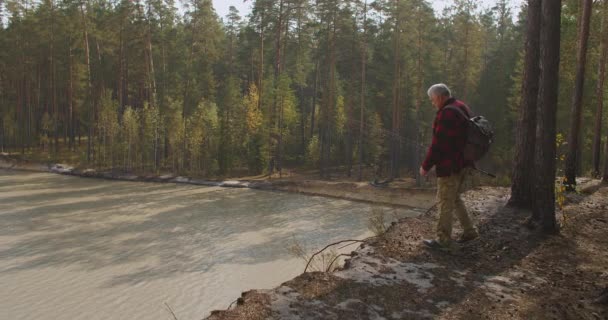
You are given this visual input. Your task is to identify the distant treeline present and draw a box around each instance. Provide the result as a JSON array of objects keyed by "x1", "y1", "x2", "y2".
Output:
[{"x1": 0, "y1": 0, "x2": 606, "y2": 182}]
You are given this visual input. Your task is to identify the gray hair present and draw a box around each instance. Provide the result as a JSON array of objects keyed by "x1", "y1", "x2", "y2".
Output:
[{"x1": 427, "y1": 83, "x2": 452, "y2": 98}]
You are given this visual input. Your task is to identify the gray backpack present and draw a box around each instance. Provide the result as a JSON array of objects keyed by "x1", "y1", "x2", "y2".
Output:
[{"x1": 444, "y1": 105, "x2": 494, "y2": 162}]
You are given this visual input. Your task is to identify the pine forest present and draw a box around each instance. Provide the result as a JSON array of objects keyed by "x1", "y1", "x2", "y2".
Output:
[{"x1": 1, "y1": 0, "x2": 607, "y2": 187}]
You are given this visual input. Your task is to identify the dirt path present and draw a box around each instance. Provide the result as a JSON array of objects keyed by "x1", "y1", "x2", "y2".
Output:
[{"x1": 207, "y1": 184, "x2": 608, "y2": 320}]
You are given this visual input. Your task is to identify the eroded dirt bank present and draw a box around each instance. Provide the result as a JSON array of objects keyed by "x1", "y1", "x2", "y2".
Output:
[{"x1": 207, "y1": 183, "x2": 608, "y2": 320}]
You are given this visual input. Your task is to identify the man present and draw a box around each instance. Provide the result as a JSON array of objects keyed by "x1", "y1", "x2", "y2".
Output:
[{"x1": 420, "y1": 83, "x2": 478, "y2": 251}]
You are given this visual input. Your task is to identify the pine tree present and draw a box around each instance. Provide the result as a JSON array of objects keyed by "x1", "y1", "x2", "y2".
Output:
[
  {"x1": 563, "y1": 0, "x2": 593, "y2": 191},
  {"x1": 509, "y1": 0, "x2": 541, "y2": 209},
  {"x1": 592, "y1": 0, "x2": 608, "y2": 177},
  {"x1": 534, "y1": 0, "x2": 561, "y2": 234}
]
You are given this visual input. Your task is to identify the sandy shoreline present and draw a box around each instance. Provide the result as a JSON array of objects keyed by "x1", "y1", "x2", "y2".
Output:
[{"x1": 0, "y1": 154, "x2": 436, "y2": 210}]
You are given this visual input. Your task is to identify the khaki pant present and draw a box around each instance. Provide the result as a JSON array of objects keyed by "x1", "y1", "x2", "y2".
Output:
[{"x1": 436, "y1": 168, "x2": 476, "y2": 245}]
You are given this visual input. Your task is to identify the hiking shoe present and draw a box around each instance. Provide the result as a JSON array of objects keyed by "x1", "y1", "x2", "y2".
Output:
[
  {"x1": 456, "y1": 232, "x2": 479, "y2": 243},
  {"x1": 423, "y1": 239, "x2": 451, "y2": 251}
]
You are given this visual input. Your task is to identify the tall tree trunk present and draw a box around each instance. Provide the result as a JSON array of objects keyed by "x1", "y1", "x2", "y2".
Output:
[
  {"x1": 358, "y1": 0, "x2": 367, "y2": 181},
  {"x1": 18, "y1": 77, "x2": 24, "y2": 154},
  {"x1": 310, "y1": 60, "x2": 319, "y2": 138},
  {"x1": 68, "y1": 40, "x2": 75, "y2": 151},
  {"x1": 258, "y1": 10, "x2": 265, "y2": 114},
  {"x1": 146, "y1": 1, "x2": 157, "y2": 108},
  {"x1": 592, "y1": 1, "x2": 608, "y2": 177},
  {"x1": 118, "y1": 4, "x2": 130, "y2": 111},
  {"x1": 563, "y1": 0, "x2": 592, "y2": 190},
  {"x1": 118, "y1": 19, "x2": 124, "y2": 110},
  {"x1": 80, "y1": 1, "x2": 94, "y2": 163},
  {"x1": 414, "y1": 3, "x2": 424, "y2": 187},
  {"x1": 182, "y1": 4, "x2": 198, "y2": 172},
  {"x1": 296, "y1": 5, "x2": 306, "y2": 158},
  {"x1": 158, "y1": 9, "x2": 167, "y2": 169},
  {"x1": 275, "y1": 0, "x2": 284, "y2": 177},
  {"x1": 390, "y1": 0, "x2": 401, "y2": 181},
  {"x1": 462, "y1": 11, "x2": 470, "y2": 101},
  {"x1": 320, "y1": 15, "x2": 337, "y2": 179},
  {"x1": 95, "y1": 39, "x2": 104, "y2": 97},
  {"x1": 534, "y1": 0, "x2": 561, "y2": 233},
  {"x1": 509, "y1": 0, "x2": 542, "y2": 208},
  {"x1": 48, "y1": 0, "x2": 58, "y2": 155}
]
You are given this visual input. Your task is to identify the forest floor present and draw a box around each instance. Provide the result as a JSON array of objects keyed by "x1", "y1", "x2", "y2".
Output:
[{"x1": 206, "y1": 180, "x2": 608, "y2": 320}]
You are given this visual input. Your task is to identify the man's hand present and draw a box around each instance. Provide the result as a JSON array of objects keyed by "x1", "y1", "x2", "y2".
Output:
[{"x1": 419, "y1": 166, "x2": 428, "y2": 177}]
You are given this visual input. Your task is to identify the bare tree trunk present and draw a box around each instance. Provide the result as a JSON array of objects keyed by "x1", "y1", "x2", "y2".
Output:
[
  {"x1": 296, "y1": 6, "x2": 306, "y2": 157},
  {"x1": 182, "y1": 4, "x2": 199, "y2": 173},
  {"x1": 593, "y1": 1, "x2": 608, "y2": 177},
  {"x1": 414, "y1": 3, "x2": 424, "y2": 187},
  {"x1": 80, "y1": 1, "x2": 94, "y2": 163},
  {"x1": 275, "y1": 0, "x2": 284, "y2": 178},
  {"x1": 509, "y1": 0, "x2": 542, "y2": 208},
  {"x1": 258, "y1": 10, "x2": 265, "y2": 114},
  {"x1": 47, "y1": 0, "x2": 58, "y2": 155},
  {"x1": 310, "y1": 60, "x2": 319, "y2": 139},
  {"x1": 320, "y1": 15, "x2": 337, "y2": 179},
  {"x1": 564, "y1": 0, "x2": 592, "y2": 190},
  {"x1": 18, "y1": 77, "x2": 24, "y2": 154},
  {"x1": 146, "y1": 0, "x2": 157, "y2": 108},
  {"x1": 534, "y1": 0, "x2": 561, "y2": 233},
  {"x1": 68, "y1": 40, "x2": 75, "y2": 151},
  {"x1": 158, "y1": 9, "x2": 167, "y2": 169},
  {"x1": 358, "y1": 0, "x2": 367, "y2": 182},
  {"x1": 118, "y1": 7, "x2": 128, "y2": 111},
  {"x1": 390, "y1": 0, "x2": 401, "y2": 181}
]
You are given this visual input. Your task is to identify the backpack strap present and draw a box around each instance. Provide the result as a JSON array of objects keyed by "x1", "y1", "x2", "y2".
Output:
[{"x1": 443, "y1": 104, "x2": 471, "y2": 120}]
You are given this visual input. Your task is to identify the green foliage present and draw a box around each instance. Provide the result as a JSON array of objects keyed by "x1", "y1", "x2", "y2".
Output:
[
  {"x1": 247, "y1": 133, "x2": 268, "y2": 174},
  {"x1": 141, "y1": 103, "x2": 162, "y2": 171},
  {"x1": 191, "y1": 99, "x2": 220, "y2": 174},
  {"x1": 245, "y1": 84, "x2": 263, "y2": 134},
  {"x1": 1, "y1": 0, "x2": 605, "y2": 182},
  {"x1": 243, "y1": 84, "x2": 267, "y2": 174},
  {"x1": 306, "y1": 135, "x2": 320, "y2": 167},
  {"x1": 121, "y1": 106, "x2": 141, "y2": 171},
  {"x1": 96, "y1": 92, "x2": 119, "y2": 168},
  {"x1": 166, "y1": 100, "x2": 185, "y2": 172},
  {"x1": 334, "y1": 95, "x2": 346, "y2": 136}
]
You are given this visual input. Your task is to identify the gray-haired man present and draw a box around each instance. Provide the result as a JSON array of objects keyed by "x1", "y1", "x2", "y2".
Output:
[{"x1": 420, "y1": 84, "x2": 478, "y2": 250}]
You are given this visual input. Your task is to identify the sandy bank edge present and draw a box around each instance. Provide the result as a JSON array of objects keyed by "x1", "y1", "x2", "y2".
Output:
[
  {"x1": 205, "y1": 180, "x2": 608, "y2": 320},
  {"x1": 0, "y1": 156, "x2": 435, "y2": 209}
]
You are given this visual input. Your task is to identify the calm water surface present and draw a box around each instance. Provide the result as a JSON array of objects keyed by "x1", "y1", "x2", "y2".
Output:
[{"x1": 0, "y1": 170, "x2": 417, "y2": 319}]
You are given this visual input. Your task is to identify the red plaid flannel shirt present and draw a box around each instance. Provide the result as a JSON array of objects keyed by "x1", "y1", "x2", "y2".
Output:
[{"x1": 422, "y1": 98, "x2": 473, "y2": 177}]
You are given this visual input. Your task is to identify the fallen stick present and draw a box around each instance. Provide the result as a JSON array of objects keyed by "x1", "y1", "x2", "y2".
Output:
[
  {"x1": 227, "y1": 298, "x2": 239, "y2": 310},
  {"x1": 304, "y1": 239, "x2": 370, "y2": 273},
  {"x1": 325, "y1": 253, "x2": 353, "y2": 272}
]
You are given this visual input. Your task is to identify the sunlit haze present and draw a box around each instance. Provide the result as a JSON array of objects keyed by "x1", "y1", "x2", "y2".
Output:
[{"x1": 211, "y1": 0, "x2": 524, "y2": 20}]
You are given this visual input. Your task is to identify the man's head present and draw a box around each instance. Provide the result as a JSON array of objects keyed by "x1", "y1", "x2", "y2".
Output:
[{"x1": 427, "y1": 83, "x2": 452, "y2": 109}]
